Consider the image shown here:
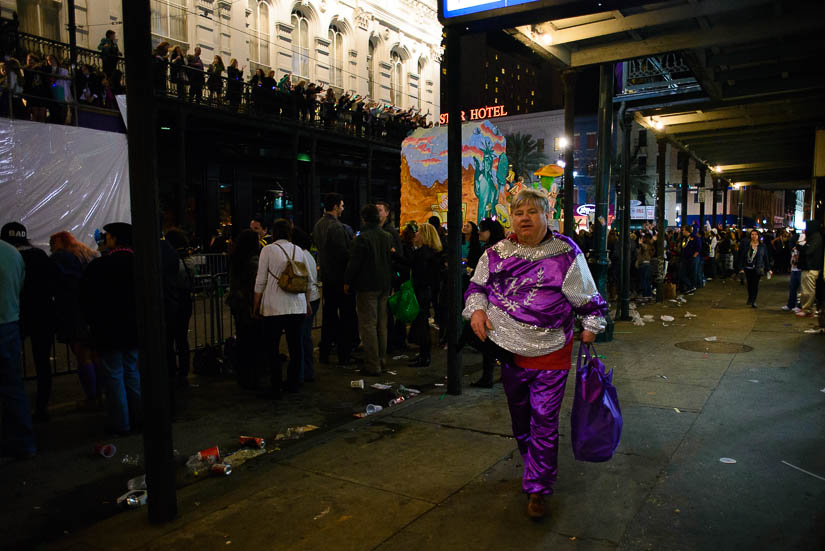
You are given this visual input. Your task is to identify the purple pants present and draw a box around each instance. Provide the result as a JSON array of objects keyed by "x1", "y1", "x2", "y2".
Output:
[{"x1": 502, "y1": 363, "x2": 569, "y2": 495}]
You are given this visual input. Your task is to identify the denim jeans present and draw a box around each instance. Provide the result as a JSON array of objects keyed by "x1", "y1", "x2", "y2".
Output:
[
  {"x1": 301, "y1": 299, "x2": 320, "y2": 382},
  {"x1": 787, "y1": 271, "x2": 802, "y2": 309},
  {"x1": 0, "y1": 322, "x2": 35, "y2": 456},
  {"x1": 639, "y1": 262, "x2": 652, "y2": 297},
  {"x1": 98, "y1": 348, "x2": 141, "y2": 433}
]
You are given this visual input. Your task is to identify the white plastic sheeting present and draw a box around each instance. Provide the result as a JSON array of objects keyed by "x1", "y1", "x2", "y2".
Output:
[{"x1": 0, "y1": 119, "x2": 130, "y2": 249}]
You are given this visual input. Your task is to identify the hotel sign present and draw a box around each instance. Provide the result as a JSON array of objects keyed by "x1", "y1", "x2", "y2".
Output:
[{"x1": 439, "y1": 104, "x2": 508, "y2": 124}]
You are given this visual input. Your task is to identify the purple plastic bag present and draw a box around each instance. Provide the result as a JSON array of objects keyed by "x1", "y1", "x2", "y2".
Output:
[{"x1": 571, "y1": 342, "x2": 622, "y2": 462}]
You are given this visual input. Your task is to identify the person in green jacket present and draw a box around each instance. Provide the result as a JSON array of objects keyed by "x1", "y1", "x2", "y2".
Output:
[{"x1": 344, "y1": 204, "x2": 393, "y2": 375}]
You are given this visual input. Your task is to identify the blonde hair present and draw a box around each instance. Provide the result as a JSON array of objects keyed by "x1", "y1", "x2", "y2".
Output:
[
  {"x1": 418, "y1": 223, "x2": 443, "y2": 253},
  {"x1": 511, "y1": 188, "x2": 549, "y2": 213}
]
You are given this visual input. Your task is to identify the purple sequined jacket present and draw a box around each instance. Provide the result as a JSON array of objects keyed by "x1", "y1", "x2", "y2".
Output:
[{"x1": 463, "y1": 233, "x2": 608, "y2": 357}]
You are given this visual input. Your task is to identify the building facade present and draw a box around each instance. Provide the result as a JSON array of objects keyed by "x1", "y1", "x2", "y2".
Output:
[{"x1": 3, "y1": 0, "x2": 442, "y2": 114}]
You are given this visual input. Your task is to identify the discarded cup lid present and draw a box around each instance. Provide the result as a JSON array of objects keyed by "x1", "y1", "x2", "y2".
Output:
[
  {"x1": 719, "y1": 457, "x2": 737, "y2": 464},
  {"x1": 660, "y1": 315, "x2": 675, "y2": 322}
]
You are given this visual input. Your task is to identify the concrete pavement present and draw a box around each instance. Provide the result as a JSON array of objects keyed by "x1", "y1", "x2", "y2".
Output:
[{"x1": 45, "y1": 275, "x2": 825, "y2": 550}]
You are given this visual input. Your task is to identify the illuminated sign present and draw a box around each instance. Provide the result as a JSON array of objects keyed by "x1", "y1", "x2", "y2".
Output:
[
  {"x1": 575, "y1": 204, "x2": 595, "y2": 216},
  {"x1": 439, "y1": 105, "x2": 508, "y2": 125},
  {"x1": 442, "y1": 0, "x2": 540, "y2": 19}
]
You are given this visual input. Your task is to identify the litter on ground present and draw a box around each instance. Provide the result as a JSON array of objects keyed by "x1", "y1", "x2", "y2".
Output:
[
  {"x1": 719, "y1": 457, "x2": 737, "y2": 464},
  {"x1": 673, "y1": 407, "x2": 681, "y2": 414},
  {"x1": 684, "y1": 312, "x2": 697, "y2": 318},
  {"x1": 704, "y1": 336, "x2": 717, "y2": 342},
  {"x1": 660, "y1": 315, "x2": 675, "y2": 322}
]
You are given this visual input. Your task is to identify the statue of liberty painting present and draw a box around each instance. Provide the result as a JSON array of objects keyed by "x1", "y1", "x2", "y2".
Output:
[{"x1": 473, "y1": 140, "x2": 509, "y2": 222}]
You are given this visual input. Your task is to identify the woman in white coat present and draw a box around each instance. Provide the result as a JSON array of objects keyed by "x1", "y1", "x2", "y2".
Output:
[{"x1": 252, "y1": 219, "x2": 312, "y2": 397}]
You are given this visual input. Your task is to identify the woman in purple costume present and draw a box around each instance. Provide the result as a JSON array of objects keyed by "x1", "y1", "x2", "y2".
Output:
[{"x1": 463, "y1": 188, "x2": 608, "y2": 519}]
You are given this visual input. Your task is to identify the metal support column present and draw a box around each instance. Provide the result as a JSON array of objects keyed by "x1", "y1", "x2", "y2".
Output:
[
  {"x1": 122, "y1": 0, "x2": 177, "y2": 523},
  {"x1": 618, "y1": 109, "x2": 632, "y2": 321},
  {"x1": 177, "y1": 110, "x2": 187, "y2": 228},
  {"x1": 738, "y1": 187, "x2": 744, "y2": 227},
  {"x1": 446, "y1": 28, "x2": 463, "y2": 395},
  {"x1": 680, "y1": 153, "x2": 689, "y2": 227},
  {"x1": 655, "y1": 137, "x2": 667, "y2": 302},
  {"x1": 594, "y1": 63, "x2": 614, "y2": 341},
  {"x1": 722, "y1": 180, "x2": 729, "y2": 226},
  {"x1": 698, "y1": 164, "x2": 706, "y2": 229},
  {"x1": 562, "y1": 70, "x2": 577, "y2": 237},
  {"x1": 67, "y1": 0, "x2": 78, "y2": 67},
  {"x1": 711, "y1": 175, "x2": 718, "y2": 227}
]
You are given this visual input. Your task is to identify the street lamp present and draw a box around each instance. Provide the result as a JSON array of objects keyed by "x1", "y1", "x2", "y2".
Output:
[
  {"x1": 714, "y1": 165, "x2": 722, "y2": 173},
  {"x1": 654, "y1": 120, "x2": 664, "y2": 130},
  {"x1": 558, "y1": 136, "x2": 568, "y2": 149}
]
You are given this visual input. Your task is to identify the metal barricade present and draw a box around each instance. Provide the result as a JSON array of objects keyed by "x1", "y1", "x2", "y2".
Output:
[{"x1": 189, "y1": 253, "x2": 233, "y2": 352}]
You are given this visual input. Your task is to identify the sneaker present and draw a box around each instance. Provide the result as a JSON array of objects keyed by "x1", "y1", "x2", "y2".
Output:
[
  {"x1": 781, "y1": 305, "x2": 790, "y2": 311},
  {"x1": 792, "y1": 307, "x2": 802, "y2": 313},
  {"x1": 803, "y1": 328, "x2": 825, "y2": 334},
  {"x1": 686, "y1": 288, "x2": 696, "y2": 295}
]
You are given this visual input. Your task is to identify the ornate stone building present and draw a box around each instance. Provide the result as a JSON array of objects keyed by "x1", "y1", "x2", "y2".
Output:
[{"x1": 3, "y1": 0, "x2": 442, "y2": 115}]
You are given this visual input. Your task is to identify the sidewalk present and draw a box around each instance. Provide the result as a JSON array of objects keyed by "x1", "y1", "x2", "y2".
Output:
[{"x1": 39, "y1": 276, "x2": 825, "y2": 550}]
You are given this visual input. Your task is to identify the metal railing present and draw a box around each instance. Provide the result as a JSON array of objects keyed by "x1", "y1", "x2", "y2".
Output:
[{"x1": 17, "y1": 31, "x2": 126, "y2": 82}]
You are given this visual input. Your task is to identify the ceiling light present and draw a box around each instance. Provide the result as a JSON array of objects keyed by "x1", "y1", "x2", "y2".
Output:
[
  {"x1": 654, "y1": 121, "x2": 664, "y2": 130},
  {"x1": 541, "y1": 33, "x2": 553, "y2": 46},
  {"x1": 714, "y1": 165, "x2": 722, "y2": 173}
]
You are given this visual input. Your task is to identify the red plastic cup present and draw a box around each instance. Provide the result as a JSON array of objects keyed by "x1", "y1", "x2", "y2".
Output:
[
  {"x1": 239, "y1": 436, "x2": 265, "y2": 449},
  {"x1": 95, "y1": 443, "x2": 117, "y2": 458},
  {"x1": 197, "y1": 445, "x2": 220, "y2": 463}
]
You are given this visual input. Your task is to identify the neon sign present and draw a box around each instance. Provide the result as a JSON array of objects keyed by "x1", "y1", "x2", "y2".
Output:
[
  {"x1": 576, "y1": 204, "x2": 595, "y2": 216},
  {"x1": 439, "y1": 105, "x2": 508, "y2": 124}
]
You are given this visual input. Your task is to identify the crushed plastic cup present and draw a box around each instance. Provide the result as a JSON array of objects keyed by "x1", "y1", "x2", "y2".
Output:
[
  {"x1": 370, "y1": 383, "x2": 393, "y2": 390},
  {"x1": 660, "y1": 315, "x2": 675, "y2": 322},
  {"x1": 197, "y1": 446, "x2": 221, "y2": 463},
  {"x1": 365, "y1": 404, "x2": 383, "y2": 415},
  {"x1": 95, "y1": 443, "x2": 117, "y2": 458},
  {"x1": 704, "y1": 336, "x2": 717, "y2": 342},
  {"x1": 350, "y1": 380, "x2": 365, "y2": 389},
  {"x1": 127, "y1": 474, "x2": 146, "y2": 490}
]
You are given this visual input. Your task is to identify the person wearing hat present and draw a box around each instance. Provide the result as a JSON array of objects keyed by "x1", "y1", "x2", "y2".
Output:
[
  {"x1": 1, "y1": 222, "x2": 59, "y2": 422},
  {"x1": 0, "y1": 235, "x2": 36, "y2": 458},
  {"x1": 80, "y1": 222, "x2": 141, "y2": 435}
]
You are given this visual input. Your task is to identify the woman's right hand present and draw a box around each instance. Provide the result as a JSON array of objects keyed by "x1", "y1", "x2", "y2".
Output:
[{"x1": 470, "y1": 310, "x2": 492, "y2": 341}]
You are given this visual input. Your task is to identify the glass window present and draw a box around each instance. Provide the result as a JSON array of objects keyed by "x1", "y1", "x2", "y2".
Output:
[
  {"x1": 368, "y1": 41, "x2": 375, "y2": 97},
  {"x1": 417, "y1": 59, "x2": 425, "y2": 109},
  {"x1": 19, "y1": 1, "x2": 61, "y2": 41},
  {"x1": 328, "y1": 24, "x2": 343, "y2": 88},
  {"x1": 391, "y1": 52, "x2": 404, "y2": 106},
  {"x1": 291, "y1": 10, "x2": 310, "y2": 78}
]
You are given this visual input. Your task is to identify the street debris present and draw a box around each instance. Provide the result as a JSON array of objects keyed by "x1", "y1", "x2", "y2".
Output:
[
  {"x1": 747, "y1": 380, "x2": 759, "y2": 383},
  {"x1": 781, "y1": 460, "x2": 825, "y2": 482},
  {"x1": 366, "y1": 404, "x2": 383, "y2": 415},
  {"x1": 803, "y1": 328, "x2": 825, "y2": 334},
  {"x1": 127, "y1": 475, "x2": 146, "y2": 490},
  {"x1": 659, "y1": 375, "x2": 668, "y2": 380},
  {"x1": 224, "y1": 448, "x2": 268, "y2": 468},
  {"x1": 117, "y1": 489, "x2": 147, "y2": 508},
  {"x1": 95, "y1": 443, "x2": 117, "y2": 458},
  {"x1": 210, "y1": 463, "x2": 232, "y2": 476},
  {"x1": 673, "y1": 408, "x2": 681, "y2": 414},
  {"x1": 239, "y1": 436, "x2": 265, "y2": 449},
  {"x1": 274, "y1": 425, "x2": 319, "y2": 441},
  {"x1": 314, "y1": 506, "x2": 331, "y2": 521},
  {"x1": 684, "y1": 312, "x2": 697, "y2": 318},
  {"x1": 399, "y1": 385, "x2": 421, "y2": 396},
  {"x1": 120, "y1": 454, "x2": 141, "y2": 466},
  {"x1": 704, "y1": 336, "x2": 717, "y2": 342},
  {"x1": 434, "y1": 383, "x2": 445, "y2": 387},
  {"x1": 821, "y1": 388, "x2": 825, "y2": 394},
  {"x1": 386, "y1": 370, "x2": 398, "y2": 375},
  {"x1": 392, "y1": 355, "x2": 409, "y2": 361},
  {"x1": 719, "y1": 457, "x2": 737, "y2": 464},
  {"x1": 370, "y1": 383, "x2": 393, "y2": 390},
  {"x1": 643, "y1": 314, "x2": 655, "y2": 322},
  {"x1": 660, "y1": 315, "x2": 675, "y2": 322},
  {"x1": 350, "y1": 380, "x2": 365, "y2": 389}
]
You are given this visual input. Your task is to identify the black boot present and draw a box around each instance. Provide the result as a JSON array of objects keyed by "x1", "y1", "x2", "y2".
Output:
[{"x1": 471, "y1": 356, "x2": 495, "y2": 388}]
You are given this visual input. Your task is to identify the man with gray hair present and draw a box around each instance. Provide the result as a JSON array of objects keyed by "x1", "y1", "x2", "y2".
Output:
[{"x1": 463, "y1": 187, "x2": 608, "y2": 519}]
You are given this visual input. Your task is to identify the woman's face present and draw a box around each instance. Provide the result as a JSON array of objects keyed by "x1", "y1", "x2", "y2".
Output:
[
  {"x1": 751, "y1": 231, "x2": 760, "y2": 243},
  {"x1": 462, "y1": 222, "x2": 471, "y2": 235},
  {"x1": 479, "y1": 229, "x2": 491, "y2": 242}
]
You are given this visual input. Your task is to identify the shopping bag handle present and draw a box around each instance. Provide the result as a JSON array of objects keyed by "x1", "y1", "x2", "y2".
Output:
[{"x1": 576, "y1": 341, "x2": 602, "y2": 373}]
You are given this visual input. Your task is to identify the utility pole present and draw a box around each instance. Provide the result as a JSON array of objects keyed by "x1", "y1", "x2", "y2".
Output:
[
  {"x1": 445, "y1": 27, "x2": 463, "y2": 395},
  {"x1": 618, "y1": 109, "x2": 632, "y2": 321},
  {"x1": 122, "y1": 0, "x2": 177, "y2": 523},
  {"x1": 562, "y1": 70, "x2": 577, "y2": 237},
  {"x1": 655, "y1": 137, "x2": 667, "y2": 302},
  {"x1": 594, "y1": 63, "x2": 614, "y2": 341}
]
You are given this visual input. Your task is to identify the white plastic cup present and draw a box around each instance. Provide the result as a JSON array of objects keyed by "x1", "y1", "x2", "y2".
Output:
[{"x1": 366, "y1": 404, "x2": 383, "y2": 415}]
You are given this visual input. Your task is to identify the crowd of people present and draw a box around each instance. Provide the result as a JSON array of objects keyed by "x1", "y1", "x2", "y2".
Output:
[
  {"x1": 575, "y1": 220, "x2": 824, "y2": 315},
  {"x1": 0, "y1": 29, "x2": 124, "y2": 122},
  {"x1": 149, "y1": 41, "x2": 431, "y2": 140}
]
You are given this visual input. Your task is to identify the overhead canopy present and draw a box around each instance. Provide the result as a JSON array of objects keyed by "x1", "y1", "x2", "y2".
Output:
[{"x1": 501, "y1": 0, "x2": 825, "y2": 190}]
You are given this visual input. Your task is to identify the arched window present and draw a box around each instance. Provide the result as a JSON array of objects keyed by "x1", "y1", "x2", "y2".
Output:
[
  {"x1": 150, "y1": 0, "x2": 188, "y2": 48},
  {"x1": 19, "y1": 0, "x2": 61, "y2": 41},
  {"x1": 328, "y1": 24, "x2": 344, "y2": 88},
  {"x1": 390, "y1": 51, "x2": 403, "y2": 107},
  {"x1": 367, "y1": 41, "x2": 376, "y2": 98},
  {"x1": 249, "y1": 1, "x2": 270, "y2": 66},
  {"x1": 291, "y1": 9, "x2": 310, "y2": 78},
  {"x1": 417, "y1": 58, "x2": 426, "y2": 110}
]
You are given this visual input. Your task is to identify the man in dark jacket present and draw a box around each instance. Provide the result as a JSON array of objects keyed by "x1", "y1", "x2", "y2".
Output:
[
  {"x1": 97, "y1": 30, "x2": 120, "y2": 78},
  {"x1": 797, "y1": 219, "x2": 823, "y2": 317},
  {"x1": 312, "y1": 192, "x2": 354, "y2": 364},
  {"x1": 344, "y1": 205, "x2": 393, "y2": 375},
  {"x1": 80, "y1": 222, "x2": 141, "y2": 435},
  {"x1": 377, "y1": 201, "x2": 406, "y2": 349},
  {"x1": 678, "y1": 225, "x2": 699, "y2": 294},
  {"x1": 1, "y1": 222, "x2": 58, "y2": 422}
]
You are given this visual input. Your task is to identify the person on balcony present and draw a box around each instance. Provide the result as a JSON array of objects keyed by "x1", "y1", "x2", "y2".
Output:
[
  {"x1": 207, "y1": 55, "x2": 224, "y2": 104},
  {"x1": 226, "y1": 58, "x2": 244, "y2": 111},
  {"x1": 169, "y1": 45, "x2": 187, "y2": 99},
  {"x1": 22, "y1": 53, "x2": 47, "y2": 122},
  {"x1": 187, "y1": 47, "x2": 204, "y2": 104},
  {"x1": 152, "y1": 42, "x2": 169, "y2": 95},
  {"x1": 45, "y1": 55, "x2": 71, "y2": 124},
  {"x1": 97, "y1": 29, "x2": 120, "y2": 78}
]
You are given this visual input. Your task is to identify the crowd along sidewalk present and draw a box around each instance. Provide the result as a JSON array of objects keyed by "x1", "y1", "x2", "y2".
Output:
[{"x1": 47, "y1": 275, "x2": 825, "y2": 550}]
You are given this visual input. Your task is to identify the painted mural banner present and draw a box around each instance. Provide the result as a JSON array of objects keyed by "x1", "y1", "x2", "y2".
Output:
[{"x1": 401, "y1": 120, "x2": 512, "y2": 228}]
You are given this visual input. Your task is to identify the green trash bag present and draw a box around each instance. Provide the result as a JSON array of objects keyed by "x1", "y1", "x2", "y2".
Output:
[{"x1": 389, "y1": 279, "x2": 420, "y2": 323}]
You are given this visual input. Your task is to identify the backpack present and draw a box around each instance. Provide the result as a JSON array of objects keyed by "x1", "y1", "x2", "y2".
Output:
[{"x1": 270, "y1": 243, "x2": 309, "y2": 294}]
